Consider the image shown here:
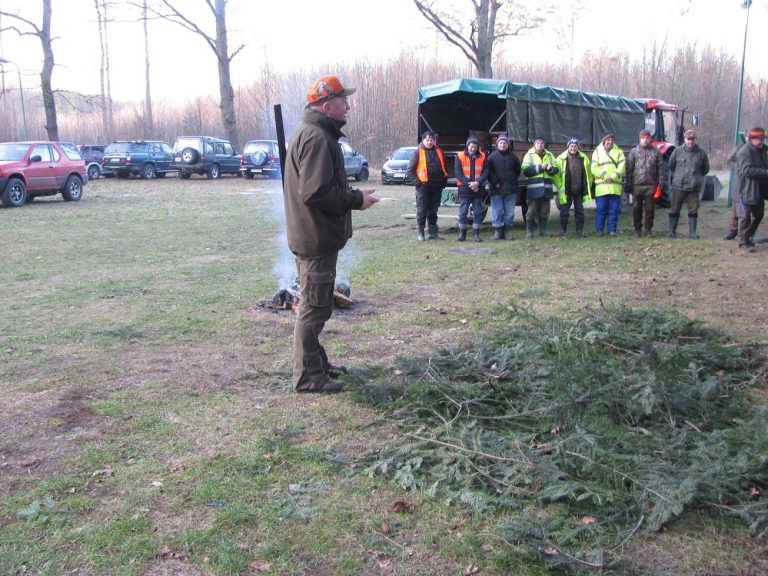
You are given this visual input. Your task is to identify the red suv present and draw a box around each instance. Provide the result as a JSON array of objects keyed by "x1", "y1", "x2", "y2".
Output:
[{"x1": 0, "y1": 141, "x2": 87, "y2": 207}]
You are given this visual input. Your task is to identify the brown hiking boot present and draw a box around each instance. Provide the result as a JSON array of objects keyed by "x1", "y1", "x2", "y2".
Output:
[
  {"x1": 326, "y1": 362, "x2": 348, "y2": 376},
  {"x1": 295, "y1": 375, "x2": 346, "y2": 394}
]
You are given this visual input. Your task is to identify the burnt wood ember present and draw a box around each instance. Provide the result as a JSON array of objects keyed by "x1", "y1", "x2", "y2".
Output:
[
  {"x1": 271, "y1": 284, "x2": 301, "y2": 310},
  {"x1": 270, "y1": 283, "x2": 353, "y2": 311}
]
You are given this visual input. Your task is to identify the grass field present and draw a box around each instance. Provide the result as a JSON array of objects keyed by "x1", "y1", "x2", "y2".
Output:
[{"x1": 1, "y1": 174, "x2": 766, "y2": 575}]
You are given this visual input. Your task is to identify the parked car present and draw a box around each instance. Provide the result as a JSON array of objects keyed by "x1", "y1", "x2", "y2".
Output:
[
  {"x1": 102, "y1": 140, "x2": 176, "y2": 179},
  {"x1": 339, "y1": 140, "x2": 369, "y2": 181},
  {"x1": 0, "y1": 141, "x2": 87, "y2": 207},
  {"x1": 79, "y1": 144, "x2": 106, "y2": 180},
  {"x1": 172, "y1": 135, "x2": 240, "y2": 179},
  {"x1": 240, "y1": 139, "x2": 281, "y2": 179},
  {"x1": 381, "y1": 146, "x2": 418, "y2": 184}
]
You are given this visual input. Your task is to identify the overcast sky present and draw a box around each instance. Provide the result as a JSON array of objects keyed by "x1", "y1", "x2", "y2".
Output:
[{"x1": 0, "y1": 0, "x2": 765, "y2": 104}]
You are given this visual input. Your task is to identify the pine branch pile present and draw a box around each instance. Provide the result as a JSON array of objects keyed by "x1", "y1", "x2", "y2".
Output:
[{"x1": 361, "y1": 306, "x2": 768, "y2": 571}]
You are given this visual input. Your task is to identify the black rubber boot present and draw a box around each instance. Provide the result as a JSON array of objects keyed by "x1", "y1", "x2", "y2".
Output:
[
  {"x1": 688, "y1": 216, "x2": 699, "y2": 239},
  {"x1": 560, "y1": 222, "x2": 568, "y2": 237},
  {"x1": 472, "y1": 229, "x2": 482, "y2": 242},
  {"x1": 724, "y1": 229, "x2": 737, "y2": 240},
  {"x1": 575, "y1": 222, "x2": 584, "y2": 237},
  {"x1": 457, "y1": 228, "x2": 467, "y2": 242},
  {"x1": 417, "y1": 227, "x2": 425, "y2": 242},
  {"x1": 668, "y1": 215, "x2": 679, "y2": 238},
  {"x1": 428, "y1": 226, "x2": 443, "y2": 240},
  {"x1": 526, "y1": 220, "x2": 535, "y2": 239},
  {"x1": 492, "y1": 227, "x2": 503, "y2": 241}
]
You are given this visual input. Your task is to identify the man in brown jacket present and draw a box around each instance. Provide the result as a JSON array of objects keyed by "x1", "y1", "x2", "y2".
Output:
[
  {"x1": 283, "y1": 75, "x2": 378, "y2": 393},
  {"x1": 625, "y1": 129, "x2": 662, "y2": 237}
]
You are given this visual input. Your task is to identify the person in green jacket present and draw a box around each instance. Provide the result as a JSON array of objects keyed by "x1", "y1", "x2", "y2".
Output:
[
  {"x1": 590, "y1": 133, "x2": 626, "y2": 236},
  {"x1": 554, "y1": 138, "x2": 592, "y2": 237},
  {"x1": 283, "y1": 75, "x2": 379, "y2": 393},
  {"x1": 734, "y1": 127, "x2": 768, "y2": 252},
  {"x1": 667, "y1": 129, "x2": 710, "y2": 239}
]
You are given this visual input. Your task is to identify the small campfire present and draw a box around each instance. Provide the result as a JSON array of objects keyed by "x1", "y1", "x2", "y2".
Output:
[{"x1": 271, "y1": 281, "x2": 353, "y2": 311}]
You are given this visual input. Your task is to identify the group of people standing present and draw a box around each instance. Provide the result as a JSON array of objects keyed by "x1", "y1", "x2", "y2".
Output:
[
  {"x1": 281, "y1": 73, "x2": 766, "y2": 395},
  {"x1": 406, "y1": 128, "x2": 722, "y2": 242}
]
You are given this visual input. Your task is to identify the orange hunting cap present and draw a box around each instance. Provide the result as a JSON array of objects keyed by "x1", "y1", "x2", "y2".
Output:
[
  {"x1": 747, "y1": 127, "x2": 766, "y2": 139},
  {"x1": 306, "y1": 75, "x2": 356, "y2": 105}
]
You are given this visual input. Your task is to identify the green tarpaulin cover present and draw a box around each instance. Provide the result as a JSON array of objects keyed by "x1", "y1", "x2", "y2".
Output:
[{"x1": 418, "y1": 78, "x2": 646, "y2": 147}]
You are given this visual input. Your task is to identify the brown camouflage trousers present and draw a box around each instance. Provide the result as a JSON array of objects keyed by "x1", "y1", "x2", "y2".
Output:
[{"x1": 292, "y1": 252, "x2": 338, "y2": 387}]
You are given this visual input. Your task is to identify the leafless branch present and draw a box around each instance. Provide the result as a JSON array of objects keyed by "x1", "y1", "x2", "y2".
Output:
[
  {"x1": 0, "y1": 11, "x2": 41, "y2": 34},
  {"x1": 412, "y1": 0, "x2": 478, "y2": 69}
]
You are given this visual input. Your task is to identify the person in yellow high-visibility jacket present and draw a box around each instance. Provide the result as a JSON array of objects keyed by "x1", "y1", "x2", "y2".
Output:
[
  {"x1": 590, "y1": 133, "x2": 626, "y2": 236},
  {"x1": 521, "y1": 137, "x2": 559, "y2": 238}
]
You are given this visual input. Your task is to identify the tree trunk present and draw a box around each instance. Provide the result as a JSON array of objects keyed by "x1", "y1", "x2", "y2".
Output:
[
  {"x1": 94, "y1": 0, "x2": 113, "y2": 142},
  {"x1": 475, "y1": 0, "x2": 493, "y2": 78},
  {"x1": 214, "y1": 0, "x2": 239, "y2": 149},
  {"x1": 40, "y1": 0, "x2": 58, "y2": 140},
  {"x1": 143, "y1": 0, "x2": 153, "y2": 137}
]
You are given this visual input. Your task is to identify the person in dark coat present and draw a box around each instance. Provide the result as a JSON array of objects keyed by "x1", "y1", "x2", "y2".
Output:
[
  {"x1": 486, "y1": 133, "x2": 521, "y2": 240},
  {"x1": 554, "y1": 137, "x2": 592, "y2": 237},
  {"x1": 407, "y1": 131, "x2": 448, "y2": 241},
  {"x1": 734, "y1": 127, "x2": 768, "y2": 252},
  {"x1": 283, "y1": 75, "x2": 379, "y2": 393},
  {"x1": 455, "y1": 136, "x2": 489, "y2": 242}
]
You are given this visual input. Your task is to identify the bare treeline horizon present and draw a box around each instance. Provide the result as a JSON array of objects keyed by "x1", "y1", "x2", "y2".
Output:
[{"x1": 0, "y1": 44, "x2": 764, "y2": 170}]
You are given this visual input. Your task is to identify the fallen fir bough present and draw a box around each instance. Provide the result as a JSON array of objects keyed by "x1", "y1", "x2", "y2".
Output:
[{"x1": 359, "y1": 305, "x2": 768, "y2": 571}]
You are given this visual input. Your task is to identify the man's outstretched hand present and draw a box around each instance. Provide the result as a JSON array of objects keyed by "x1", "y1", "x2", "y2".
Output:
[{"x1": 360, "y1": 189, "x2": 379, "y2": 211}]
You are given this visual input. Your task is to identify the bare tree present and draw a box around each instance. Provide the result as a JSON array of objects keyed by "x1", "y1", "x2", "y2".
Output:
[
  {"x1": 142, "y1": 0, "x2": 152, "y2": 136},
  {"x1": 93, "y1": 0, "x2": 114, "y2": 142},
  {"x1": 412, "y1": 0, "x2": 548, "y2": 78},
  {"x1": 147, "y1": 0, "x2": 243, "y2": 148},
  {"x1": 0, "y1": 0, "x2": 59, "y2": 140},
  {"x1": 552, "y1": 0, "x2": 586, "y2": 74}
]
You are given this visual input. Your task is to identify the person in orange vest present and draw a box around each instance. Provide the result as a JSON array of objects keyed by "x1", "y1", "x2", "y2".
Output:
[
  {"x1": 455, "y1": 136, "x2": 489, "y2": 242},
  {"x1": 407, "y1": 131, "x2": 448, "y2": 241}
]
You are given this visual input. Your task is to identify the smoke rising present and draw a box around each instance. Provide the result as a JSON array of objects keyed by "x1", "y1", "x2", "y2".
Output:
[{"x1": 271, "y1": 184, "x2": 362, "y2": 290}]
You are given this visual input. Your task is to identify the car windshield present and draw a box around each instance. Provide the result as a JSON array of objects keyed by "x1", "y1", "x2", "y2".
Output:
[
  {"x1": 105, "y1": 142, "x2": 130, "y2": 154},
  {"x1": 0, "y1": 143, "x2": 31, "y2": 161},
  {"x1": 392, "y1": 148, "x2": 416, "y2": 161}
]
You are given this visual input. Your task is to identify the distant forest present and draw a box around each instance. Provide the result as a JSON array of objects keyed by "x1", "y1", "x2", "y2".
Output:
[{"x1": 0, "y1": 45, "x2": 765, "y2": 169}]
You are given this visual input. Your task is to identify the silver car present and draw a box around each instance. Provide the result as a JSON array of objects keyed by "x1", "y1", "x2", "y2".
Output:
[{"x1": 381, "y1": 146, "x2": 418, "y2": 185}]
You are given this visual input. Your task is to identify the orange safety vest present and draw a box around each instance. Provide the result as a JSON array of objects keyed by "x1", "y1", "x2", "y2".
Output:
[
  {"x1": 458, "y1": 151, "x2": 486, "y2": 179},
  {"x1": 416, "y1": 147, "x2": 448, "y2": 182}
]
